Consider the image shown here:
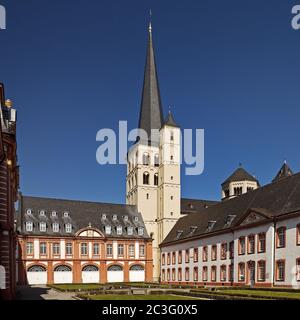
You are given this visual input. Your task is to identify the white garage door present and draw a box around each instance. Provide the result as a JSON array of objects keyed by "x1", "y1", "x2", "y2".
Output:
[
  {"x1": 82, "y1": 265, "x2": 99, "y2": 283},
  {"x1": 129, "y1": 265, "x2": 145, "y2": 282},
  {"x1": 27, "y1": 265, "x2": 47, "y2": 285},
  {"x1": 53, "y1": 265, "x2": 73, "y2": 284},
  {"x1": 107, "y1": 265, "x2": 124, "y2": 283}
]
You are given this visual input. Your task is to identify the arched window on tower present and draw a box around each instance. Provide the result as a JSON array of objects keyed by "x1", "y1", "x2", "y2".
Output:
[
  {"x1": 143, "y1": 153, "x2": 150, "y2": 165},
  {"x1": 143, "y1": 172, "x2": 149, "y2": 185},
  {"x1": 154, "y1": 154, "x2": 159, "y2": 167},
  {"x1": 170, "y1": 131, "x2": 174, "y2": 141},
  {"x1": 154, "y1": 173, "x2": 158, "y2": 186}
]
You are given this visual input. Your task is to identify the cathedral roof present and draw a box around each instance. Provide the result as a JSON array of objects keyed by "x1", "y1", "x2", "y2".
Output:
[
  {"x1": 272, "y1": 162, "x2": 294, "y2": 183},
  {"x1": 17, "y1": 196, "x2": 150, "y2": 239},
  {"x1": 161, "y1": 171, "x2": 300, "y2": 246},
  {"x1": 138, "y1": 24, "x2": 164, "y2": 145},
  {"x1": 164, "y1": 111, "x2": 179, "y2": 128},
  {"x1": 222, "y1": 167, "x2": 259, "y2": 186}
]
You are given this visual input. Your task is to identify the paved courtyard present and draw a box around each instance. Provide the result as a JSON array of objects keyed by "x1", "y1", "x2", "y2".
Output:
[{"x1": 16, "y1": 285, "x2": 76, "y2": 300}]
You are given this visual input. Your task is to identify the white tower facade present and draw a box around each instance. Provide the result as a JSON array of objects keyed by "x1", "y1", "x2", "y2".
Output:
[{"x1": 126, "y1": 25, "x2": 181, "y2": 281}]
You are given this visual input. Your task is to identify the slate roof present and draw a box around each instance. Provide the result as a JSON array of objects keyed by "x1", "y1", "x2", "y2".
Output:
[
  {"x1": 222, "y1": 167, "x2": 259, "y2": 186},
  {"x1": 164, "y1": 111, "x2": 179, "y2": 128},
  {"x1": 17, "y1": 196, "x2": 150, "y2": 239},
  {"x1": 272, "y1": 162, "x2": 294, "y2": 183},
  {"x1": 181, "y1": 198, "x2": 219, "y2": 214},
  {"x1": 138, "y1": 26, "x2": 164, "y2": 145},
  {"x1": 162, "y1": 172, "x2": 300, "y2": 245}
]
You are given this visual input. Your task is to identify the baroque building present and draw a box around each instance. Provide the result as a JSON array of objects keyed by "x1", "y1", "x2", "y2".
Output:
[{"x1": 0, "y1": 83, "x2": 19, "y2": 299}]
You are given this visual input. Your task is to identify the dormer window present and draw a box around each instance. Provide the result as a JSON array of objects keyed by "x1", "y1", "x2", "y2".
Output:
[
  {"x1": 65, "y1": 223, "x2": 72, "y2": 233},
  {"x1": 206, "y1": 220, "x2": 216, "y2": 232},
  {"x1": 117, "y1": 226, "x2": 122, "y2": 235},
  {"x1": 63, "y1": 212, "x2": 69, "y2": 218},
  {"x1": 189, "y1": 226, "x2": 197, "y2": 234},
  {"x1": 105, "y1": 225, "x2": 112, "y2": 235},
  {"x1": 102, "y1": 214, "x2": 107, "y2": 220},
  {"x1": 39, "y1": 210, "x2": 45, "y2": 216},
  {"x1": 176, "y1": 230, "x2": 183, "y2": 239},
  {"x1": 134, "y1": 216, "x2": 139, "y2": 222},
  {"x1": 51, "y1": 211, "x2": 57, "y2": 217},
  {"x1": 112, "y1": 214, "x2": 117, "y2": 221},
  {"x1": 225, "y1": 215, "x2": 236, "y2": 227},
  {"x1": 39, "y1": 222, "x2": 47, "y2": 232},
  {"x1": 26, "y1": 209, "x2": 32, "y2": 215},
  {"x1": 123, "y1": 215, "x2": 128, "y2": 222},
  {"x1": 138, "y1": 227, "x2": 144, "y2": 236},
  {"x1": 26, "y1": 221, "x2": 33, "y2": 232},
  {"x1": 127, "y1": 226, "x2": 133, "y2": 235},
  {"x1": 52, "y1": 222, "x2": 59, "y2": 233}
]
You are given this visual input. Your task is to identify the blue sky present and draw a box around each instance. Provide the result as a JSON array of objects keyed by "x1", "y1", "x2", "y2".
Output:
[{"x1": 0, "y1": 0, "x2": 299, "y2": 203}]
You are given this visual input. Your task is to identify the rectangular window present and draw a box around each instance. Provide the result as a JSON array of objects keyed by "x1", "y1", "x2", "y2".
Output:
[
  {"x1": 203, "y1": 246, "x2": 208, "y2": 262},
  {"x1": 52, "y1": 243, "x2": 60, "y2": 255},
  {"x1": 229, "y1": 264, "x2": 234, "y2": 282},
  {"x1": 178, "y1": 251, "x2": 182, "y2": 264},
  {"x1": 276, "y1": 260, "x2": 285, "y2": 281},
  {"x1": 81, "y1": 243, "x2": 88, "y2": 255},
  {"x1": 106, "y1": 244, "x2": 113, "y2": 256},
  {"x1": 248, "y1": 235, "x2": 255, "y2": 254},
  {"x1": 258, "y1": 233, "x2": 266, "y2": 253},
  {"x1": 221, "y1": 243, "x2": 227, "y2": 260},
  {"x1": 40, "y1": 242, "x2": 47, "y2": 255},
  {"x1": 167, "y1": 269, "x2": 170, "y2": 281},
  {"x1": 185, "y1": 249, "x2": 190, "y2": 263},
  {"x1": 211, "y1": 266, "x2": 217, "y2": 282},
  {"x1": 93, "y1": 243, "x2": 100, "y2": 255},
  {"x1": 26, "y1": 242, "x2": 33, "y2": 255},
  {"x1": 211, "y1": 245, "x2": 217, "y2": 261},
  {"x1": 128, "y1": 244, "x2": 135, "y2": 257},
  {"x1": 193, "y1": 248, "x2": 198, "y2": 262},
  {"x1": 167, "y1": 253, "x2": 171, "y2": 265},
  {"x1": 193, "y1": 267, "x2": 198, "y2": 282},
  {"x1": 258, "y1": 261, "x2": 266, "y2": 282},
  {"x1": 172, "y1": 252, "x2": 176, "y2": 264},
  {"x1": 297, "y1": 259, "x2": 300, "y2": 281},
  {"x1": 26, "y1": 221, "x2": 33, "y2": 232},
  {"x1": 277, "y1": 227, "x2": 286, "y2": 248},
  {"x1": 172, "y1": 269, "x2": 176, "y2": 281},
  {"x1": 52, "y1": 223, "x2": 59, "y2": 233},
  {"x1": 220, "y1": 265, "x2": 227, "y2": 282},
  {"x1": 239, "y1": 237, "x2": 245, "y2": 255},
  {"x1": 162, "y1": 269, "x2": 165, "y2": 282},
  {"x1": 39, "y1": 222, "x2": 46, "y2": 232},
  {"x1": 229, "y1": 241, "x2": 234, "y2": 259},
  {"x1": 66, "y1": 242, "x2": 73, "y2": 255},
  {"x1": 118, "y1": 244, "x2": 124, "y2": 256},
  {"x1": 139, "y1": 245, "x2": 145, "y2": 256},
  {"x1": 238, "y1": 263, "x2": 245, "y2": 282},
  {"x1": 297, "y1": 225, "x2": 300, "y2": 246},
  {"x1": 117, "y1": 226, "x2": 122, "y2": 235},
  {"x1": 185, "y1": 268, "x2": 190, "y2": 281},
  {"x1": 178, "y1": 268, "x2": 182, "y2": 281},
  {"x1": 162, "y1": 253, "x2": 165, "y2": 265},
  {"x1": 202, "y1": 266, "x2": 208, "y2": 281}
]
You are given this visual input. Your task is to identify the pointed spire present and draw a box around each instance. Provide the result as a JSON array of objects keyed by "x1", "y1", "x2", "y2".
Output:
[
  {"x1": 138, "y1": 19, "x2": 164, "y2": 145},
  {"x1": 164, "y1": 109, "x2": 179, "y2": 127},
  {"x1": 272, "y1": 162, "x2": 294, "y2": 183}
]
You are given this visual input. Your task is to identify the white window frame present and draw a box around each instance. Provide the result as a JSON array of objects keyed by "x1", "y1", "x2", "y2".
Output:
[
  {"x1": 26, "y1": 221, "x2": 33, "y2": 232},
  {"x1": 66, "y1": 242, "x2": 73, "y2": 255},
  {"x1": 40, "y1": 242, "x2": 47, "y2": 255},
  {"x1": 63, "y1": 211, "x2": 69, "y2": 218},
  {"x1": 52, "y1": 222, "x2": 59, "y2": 233},
  {"x1": 138, "y1": 227, "x2": 144, "y2": 236},
  {"x1": 26, "y1": 242, "x2": 33, "y2": 255},
  {"x1": 105, "y1": 225, "x2": 112, "y2": 235},
  {"x1": 93, "y1": 243, "x2": 100, "y2": 255},
  {"x1": 117, "y1": 226, "x2": 122, "y2": 235},
  {"x1": 65, "y1": 223, "x2": 72, "y2": 233},
  {"x1": 39, "y1": 222, "x2": 47, "y2": 232},
  {"x1": 128, "y1": 244, "x2": 135, "y2": 257},
  {"x1": 127, "y1": 226, "x2": 133, "y2": 236},
  {"x1": 81, "y1": 243, "x2": 88, "y2": 256},
  {"x1": 52, "y1": 243, "x2": 60, "y2": 255},
  {"x1": 51, "y1": 211, "x2": 57, "y2": 217}
]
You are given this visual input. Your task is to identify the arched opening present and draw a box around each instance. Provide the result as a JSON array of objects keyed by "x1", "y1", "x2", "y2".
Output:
[
  {"x1": 143, "y1": 153, "x2": 150, "y2": 165},
  {"x1": 154, "y1": 173, "x2": 158, "y2": 186},
  {"x1": 143, "y1": 172, "x2": 149, "y2": 185},
  {"x1": 26, "y1": 265, "x2": 47, "y2": 285},
  {"x1": 82, "y1": 265, "x2": 99, "y2": 283},
  {"x1": 129, "y1": 264, "x2": 145, "y2": 282},
  {"x1": 107, "y1": 265, "x2": 124, "y2": 283},
  {"x1": 54, "y1": 265, "x2": 72, "y2": 284}
]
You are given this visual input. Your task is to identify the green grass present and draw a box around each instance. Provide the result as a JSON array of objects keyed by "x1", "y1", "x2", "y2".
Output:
[
  {"x1": 81, "y1": 294, "x2": 202, "y2": 300},
  {"x1": 219, "y1": 289, "x2": 300, "y2": 300},
  {"x1": 49, "y1": 283, "x2": 104, "y2": 291}
]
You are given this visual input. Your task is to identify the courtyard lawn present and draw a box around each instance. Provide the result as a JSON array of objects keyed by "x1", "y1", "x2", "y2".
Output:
[
  {"x1": 219, "y1": 289, "x2": 300, "y2": 300},
  {"x1": 48, "y1": 284, "x2": 104, "y2": 291},
  {"x1": 81, "y1": 294, "x2": 203, "y2": 300}
]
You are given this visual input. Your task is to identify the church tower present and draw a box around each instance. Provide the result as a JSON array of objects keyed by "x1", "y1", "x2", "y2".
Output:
[{"x1": 126, "y1": 23, "x2": 181, "y2": 281}]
